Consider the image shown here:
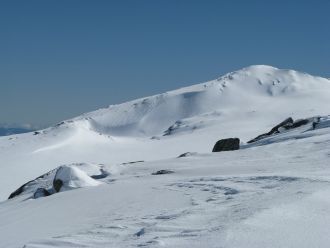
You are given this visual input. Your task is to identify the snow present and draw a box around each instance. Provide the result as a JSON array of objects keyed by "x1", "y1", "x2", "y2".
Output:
[
  {"x1": 54, "y1": 165, "x2": 103, "y2": 192},
  {"x1": 1, "y1": 65, "x2": 329, "y2": 201},
  {"x1": 0, "y1": 65, "x2": 330, "y2": 247}
]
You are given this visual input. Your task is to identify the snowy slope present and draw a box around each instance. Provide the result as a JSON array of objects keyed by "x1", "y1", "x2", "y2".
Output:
[
  {"x1": 1, "y1": 65, "x2": 330, "y2": 247},
  {"x1": 1, "y1": 115, "x2": 330, "y2": 247},
  {"x1": 0, "y1": 65, "x2": 330, "y2": 201}
]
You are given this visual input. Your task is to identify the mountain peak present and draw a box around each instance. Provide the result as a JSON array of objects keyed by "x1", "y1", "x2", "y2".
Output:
[{"x1": 241, "y1": 65, "x2": 279, "y2": 72}]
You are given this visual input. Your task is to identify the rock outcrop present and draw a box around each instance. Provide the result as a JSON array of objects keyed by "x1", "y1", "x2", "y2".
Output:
[
  {"x1": 212, "y1": 138, "x2": 240, "y2": 152},
  {"x1": 8, "y1": 163, "x2": 106, "y2": 199},
  {"x1": 247, "y1": 117, "x2": 319, "y2": 143},
  {"x1": 33, "y1": 188, "x2": 51, "y2": 199},
  {"x1": 151, "y1": 170, "x2": 174, "y2": 175},
  {"x1": 177, "y1": 152, "x2": 197, "y2": 158}
]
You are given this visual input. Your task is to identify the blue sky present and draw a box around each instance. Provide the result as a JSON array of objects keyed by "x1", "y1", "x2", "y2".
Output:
[{"x1": 1, "y1": 0, "x2": 329, "y2": 127}]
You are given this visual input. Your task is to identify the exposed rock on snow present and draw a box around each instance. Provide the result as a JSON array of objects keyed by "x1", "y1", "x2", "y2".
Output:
[
  {"x1": 151, "y1": 169, "x2": 174, "y2": 175},
  {"x1": 247, "y1": 117, "x2": 319, "y2": 143},
  {"x1": 8, "y1": 163, "x2": 107, "y2": 199},
  {"x1": 247, "y1": 117, "x2": 294, "y2": 143},
  {"x1": 121, "y1": 160, "x2": 144, "y2": 165},
  {"x1": 8, "y1": 169, "x2": 57, "y2": 199},
  {"x1": 8, "y1": 183, "x2": 29, "y2": 199},
  {"x1": 163, "y1": 121, "x2": 183, "y2": 136},
  {"x1": 52, "y1": 165, "x2": 103, "y2": 192},
  {"x1": 33, "y1": 188, "x2": 51, "y2": 199},
  {"x1": 269, "y1": 117, "x2": 294, "y2": 134},
  {"x1": 177, "y1": 152, "x2": 197, "y2": 158},
  {"x1": 53, "y1": 178, "x2": 63, "y2": 192},
  {"x1": 212, "y1": 138, "x2": 240, "y2": 152}
]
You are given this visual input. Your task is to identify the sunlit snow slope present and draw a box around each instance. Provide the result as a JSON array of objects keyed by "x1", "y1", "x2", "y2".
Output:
[
  {"x1": 1, "y1": 115, "x2": 330, "y2": 248},
  {"x1": 0, "y1": 65, "x2": 329, "y2": 201},
  {"x1": 1, "y1": 65, "x2": 330, "y2": 248}
]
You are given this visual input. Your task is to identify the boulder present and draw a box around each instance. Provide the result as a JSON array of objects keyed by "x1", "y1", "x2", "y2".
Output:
[
  {"x1": 53, "y1": 165, "x2": 102, "y2": 193},
  {"x1": 8, "y1": 170, "x2": 57, "y2": 199},
  {"x1": 247, "y1": 117, "x2": 312, "y2": 143},
  {"x1": 33, "y1": 188, "x2": 51, "y2": 199},
  {"x1": 268, "y1": 117, "x2": 294, "y2": 134},
  {"x1": 53, "y1": 179, "x2": 63, "y2": 192},
  {"x1": 8, "y1": 184, "x2": 27, "y2": 199},
  {"x1": 151, "y1": 170, "x2": 174, "y2": 175},
  {"x1": 212, "y1": 138, "x2": 240, "y2": 152},
  {"x1": 291, "y1": 119, "x2": 310, "y2": 128}
]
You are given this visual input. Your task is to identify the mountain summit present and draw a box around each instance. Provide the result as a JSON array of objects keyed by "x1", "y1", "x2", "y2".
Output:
[
  {"x1": 1, "y1": 66, "x2": 330, "y2": 247},
  {"x1": 0, "y1": 65, "x2": 329, "y2": 200},
  {"x1": 67, "y1": 65, "x2": 330, "y2": 137}
]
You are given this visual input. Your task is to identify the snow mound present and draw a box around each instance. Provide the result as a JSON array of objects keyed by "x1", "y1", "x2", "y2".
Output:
[
  {"x1": 8, "y1": 163, "x2": 107, "y2": 199},
  {"x1": 54, "y1": 165, "x2": 103, "y2": 192}
]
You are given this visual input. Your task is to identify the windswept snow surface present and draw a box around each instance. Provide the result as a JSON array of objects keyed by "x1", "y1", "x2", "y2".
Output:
[
  {"x1": 1, "y1": 116, "x2": 330, "y2": 247},
  {"x1": 0, "y1": 65, "x2": 330, "y2": 247},
  {"x1": 1, "y1": 65, "x2": 329, "y2": 200}
]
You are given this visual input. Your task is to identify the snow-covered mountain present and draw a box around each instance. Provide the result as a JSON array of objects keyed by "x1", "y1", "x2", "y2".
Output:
[
  {"x1": 1, "y1": 65, "x2": 329, "y2": 199},
  {"x1": 74, "y1": 65, "x2": 329, "y2": 136},
  {"x1": 65, "y1": 64, "x2": 330, "y2": 138},
  {"x1": 1, "y1": 65, "x2": 330, "y2": 247}
]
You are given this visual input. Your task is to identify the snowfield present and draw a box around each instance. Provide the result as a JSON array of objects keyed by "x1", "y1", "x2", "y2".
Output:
[{"x1": 0, "y1": 65, "x2": 330, "y2": 247}]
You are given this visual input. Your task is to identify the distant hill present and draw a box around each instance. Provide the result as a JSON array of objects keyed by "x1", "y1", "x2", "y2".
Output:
[{"x1": 0, "y1": 126, "x2": 35, "y2": 136}]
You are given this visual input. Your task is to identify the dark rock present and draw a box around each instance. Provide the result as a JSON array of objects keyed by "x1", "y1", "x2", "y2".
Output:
[
  {"x1": 247, "y1": 133, "x2": 269, "y2": 143},
  {"x1": 90, "y1": 168, "x2": 109, "y2": 180},
  {"x1": 33, "y1": 131, "x2": 40, "y2": 135},
  {"x1": 312, "y1": 117, "x2": 321, "y2": 129},
  {"x1": 247, "y1": 117, "x2": 312, "y2": 143},
  {"x1": 163, "y1": 121, "x2": 182, "y2": 136},
  {"x1": 177, "y1": 152, "x2": 197, "y2": 158},
  {"x1": 247, "y1": 117, "x2": 293, "y2": 143},
  {"x1": 135, "y1": 228, "x2": 145, "y2": 237},
  {"x1": 279, "y1": 119, "x2": 310, "y2": 130},
  {"x1": 212, "y1": 138, "x2": 240, "y2": 152},
  {"x1": 8, "y1": 169, "x2": 57, "y2": 199},
  {"x1": 57, "y1": 121, "x2": 65, "y2": 126},
  {"x1": 151, "y1": 170, "x2": 174, "y2": 175},
  {"x1": 8, "y1": 184, "x2": 27, "y2": 199},
  {"x1": 33, "y1": 188, "x2": 51, "y2": 199},
  {"x1": 121, "y1": 160, "x2": 144, "y2": 165},
  {"x1": 268, "y1": 117, "x2": 293, "y2": 135},
  {"x1": 53, "y1": 179, "x2": 63, "y2": 192},
  {"x1": 291, "y1": 119, "x2": 310, "y2": 128}
]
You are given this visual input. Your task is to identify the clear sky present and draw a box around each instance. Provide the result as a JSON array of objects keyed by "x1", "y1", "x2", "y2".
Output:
[{"x1": 1, "y1": 0, "x2": 329, "y2": 127}]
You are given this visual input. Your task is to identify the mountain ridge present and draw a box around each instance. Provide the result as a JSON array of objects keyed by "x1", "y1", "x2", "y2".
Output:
[
  {"x1": 62, "y1": 64, "x2": 330, "y2": 137},
  {"x1": 0, "y1": 65, "x2": 329, "y2": 200},
  {"x1": 1, "y1": 65, "x2": 330, "y2": 247}
]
